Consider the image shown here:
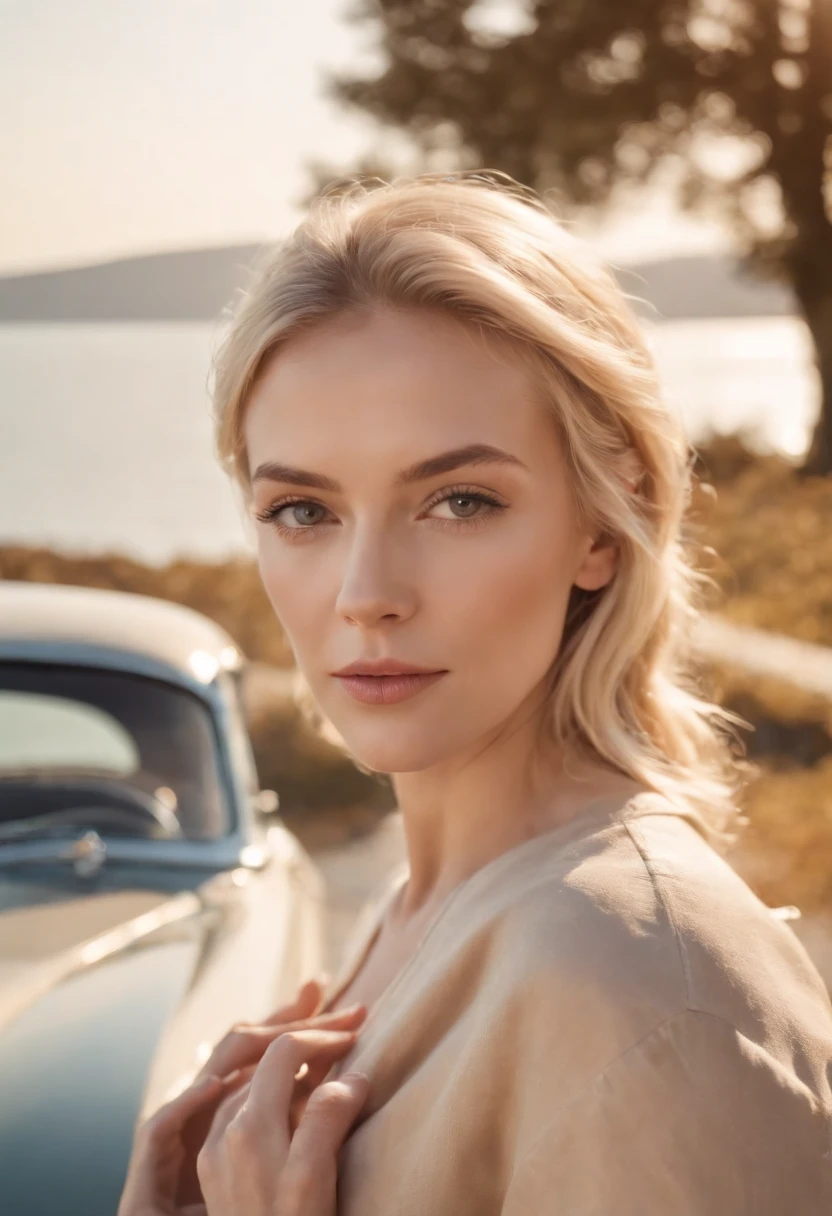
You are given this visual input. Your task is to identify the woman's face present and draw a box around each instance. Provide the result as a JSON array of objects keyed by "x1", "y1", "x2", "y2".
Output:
[{"x1": 244, "y1": 307, "x2": 618, "y2": 773}]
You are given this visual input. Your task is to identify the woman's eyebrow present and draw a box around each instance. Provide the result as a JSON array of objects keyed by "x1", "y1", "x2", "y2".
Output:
[{"x1": 251, "y1": 443, "x2": 528, "y2": 492}]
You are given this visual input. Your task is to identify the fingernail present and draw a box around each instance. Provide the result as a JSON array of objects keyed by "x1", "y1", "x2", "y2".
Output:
[{"x1": 340, "y1": 1071, "x2": 370, "y2": 1090}]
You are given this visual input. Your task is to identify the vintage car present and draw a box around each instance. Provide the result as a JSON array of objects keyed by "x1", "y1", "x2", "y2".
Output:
[{"x1": 0, "y1": 580, "x2": 326, "y2": 1216}]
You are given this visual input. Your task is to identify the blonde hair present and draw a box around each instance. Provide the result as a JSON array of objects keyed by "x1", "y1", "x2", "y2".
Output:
[{"x1": 212, "y1": 171, "x2": 750, "y2": 842}]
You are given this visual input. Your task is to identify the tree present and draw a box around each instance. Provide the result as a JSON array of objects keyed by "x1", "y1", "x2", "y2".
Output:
[{"x1": 326, "y1": 0, "x2": 832, "y2": 474}]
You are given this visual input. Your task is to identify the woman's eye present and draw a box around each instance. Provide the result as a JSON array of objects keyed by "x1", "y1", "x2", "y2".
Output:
[
  {"x1": 254, "y1": 500, "x2": 330, "y2": 531},
  {"x1": 280, "y1": 502, "x2": 327, "y2": 528},
  {"x1": 426, "y1": 491, "x2": 503, "y2": 522},
  {"x1": 431, "y1": 495, "x2": 484, "y2": 519}
]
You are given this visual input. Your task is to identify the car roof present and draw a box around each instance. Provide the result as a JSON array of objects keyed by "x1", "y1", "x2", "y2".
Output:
[{"x1": 0, "y1": 581, "x2": 243, "y2": 682}]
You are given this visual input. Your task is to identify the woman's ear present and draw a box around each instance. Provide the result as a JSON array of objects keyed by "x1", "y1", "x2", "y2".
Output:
[
  {"x1": 573, "y1": 447, "x2": 643, "y2": 591},
  {"x1": 573, "y1": 530, "x2": 620, "y2": 592}
]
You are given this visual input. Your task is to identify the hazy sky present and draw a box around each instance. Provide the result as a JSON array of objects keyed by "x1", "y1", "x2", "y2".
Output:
[{"x1": 1, "y1": 0, "x2": 732, "y2": 274}]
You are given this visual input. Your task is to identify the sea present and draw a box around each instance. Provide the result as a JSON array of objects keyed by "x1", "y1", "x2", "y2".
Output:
[{"x1": 0, "y1": 317, "x2": 820, "y2": 567}]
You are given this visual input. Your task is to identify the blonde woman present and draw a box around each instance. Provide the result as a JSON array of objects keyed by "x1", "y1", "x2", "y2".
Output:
[{"x1": 119, "y1": 173, "x2": 832, "y2": 1215}]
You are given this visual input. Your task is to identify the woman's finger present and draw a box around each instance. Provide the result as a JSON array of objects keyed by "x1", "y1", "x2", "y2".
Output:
[
  {"x1": 117, "y1": 1075, "x2": 225, "y2": 1215},
  {"x1": 174, "y1": 1068, "x2": 257, "y2": 1208},
  {"x1": 195, "y1": 1034, "x2": 362, "y2": 1216},
  {"x1": 201, "y1": 1079, "x2": 253, "y2": 1153},
  {"x1": 197, "y1": 1028, "x2": 350, "y2": 1210},
  {"x1": 250, "y1": 1030, "x2": 359, "y2": 1117},
  {"x1": 259, "y1": 978, "x2": 319, "y2": 1027},
  {"x1": 281, "y1": 1074, "x2": 371, "y2": 1212},
  {"x1": 286, "y1": 1041, "x2": 356, "y2": 1125},
  {"x1": 194, "y1": 1003, "x2": 365, "y2": 1083},
  {"x1": 223, "y1": 1063, "x2": 258, "y2": 1088},
  {"x1": 192, "y1": 977, "x2": 322, "y2": 1083},
  {"x1": 231, "y1": 1029, "x2": 359, "y2": 1160},
  {"x1": 243, "y1": 1004, "x2": 366, "y2": 1040},
  {"x1": 262, "y1": 976, "x2": 329, "y2": 1024},
  {"x1": 140, "y1": 1074, "x2": 227, "y2": 1153},
  {"x1": 195, "y1": 1081, "x2": 258, "y2": 1212}
]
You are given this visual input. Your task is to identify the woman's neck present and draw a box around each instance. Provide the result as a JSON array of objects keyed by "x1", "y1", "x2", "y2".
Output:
[{"x1": 389, "y1": 718, "x2": 638, "y2": 928}]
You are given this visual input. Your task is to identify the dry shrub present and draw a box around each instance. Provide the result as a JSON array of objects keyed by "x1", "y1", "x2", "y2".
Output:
[
  {"x1": 691, "y1": 438, "x2": 832, "y2": 646},
  {"x1": 247, "y1": 693, "x2": 393, "y2": 817},
  {"x1": 727, "y1": 756, "x2": 832, "y2": 914}
]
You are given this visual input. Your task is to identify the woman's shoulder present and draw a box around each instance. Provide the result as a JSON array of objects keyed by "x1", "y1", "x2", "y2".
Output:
[
  {"x1": 488, "y1": 803, "x2": 832, "y2": 1105},
  {"x1": 491, "y1": 806, "x2": 832, "y2": 1209},
  {"x1": 496, "y1": 803, "x2": 825, "y2": 1008}
]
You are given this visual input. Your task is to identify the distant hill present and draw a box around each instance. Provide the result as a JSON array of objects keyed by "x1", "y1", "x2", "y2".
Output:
[
  {"x1": 0, "y1": 244, "x2": 796, "y2": 322},
  {"x1": 0, "y1": 244, "x2": 263, "y2": 323},
  {"x1": 614, "y1": 257, "x2": 795, "y2": 321}
]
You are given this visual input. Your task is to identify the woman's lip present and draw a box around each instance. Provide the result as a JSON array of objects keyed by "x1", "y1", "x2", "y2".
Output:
[{"x1": 334, "y1": 671, "x2": 448, "y2": 705}]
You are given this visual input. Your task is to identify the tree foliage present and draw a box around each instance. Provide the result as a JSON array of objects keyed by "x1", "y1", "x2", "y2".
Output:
[{"x1": 327, "y1": 0, "x2": 832, "y2": 472}]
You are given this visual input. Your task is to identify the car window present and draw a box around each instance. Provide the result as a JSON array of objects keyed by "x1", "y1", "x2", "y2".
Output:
[
  {"x1": 0, "y1": 662, "x2": 232, "y2": 841},
  {"x1": 0, "y1": 692, "x2": 139, "y2": 774}
]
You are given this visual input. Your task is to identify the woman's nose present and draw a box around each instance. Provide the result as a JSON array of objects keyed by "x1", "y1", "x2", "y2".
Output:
[{"x1": 334, "y1": 534, "x2": 417, "y2": 628}]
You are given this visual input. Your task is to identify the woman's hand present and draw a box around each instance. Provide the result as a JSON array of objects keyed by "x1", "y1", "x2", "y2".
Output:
[
  {"x1": 194, "y1": 977, "x2": 366, "y2": 1085},
  {"x1": 118, "y1": 1030, "x2": 366, "y2": 1216},
  {"x1": 196, "y1": 1028, "x2": 371, "y2": 1216},
  {"x1": 118, "y1": 1071, "x2": 231, "y2": 1216},
  {"x1": 117, "y1": 978, "x2": 368, "y2": 1215},
  {"x1": 190, "y1": 979, "x2": 367, "y2": 1145}
]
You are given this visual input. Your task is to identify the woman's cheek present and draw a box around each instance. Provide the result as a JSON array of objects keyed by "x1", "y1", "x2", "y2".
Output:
[
  {"x1": 256, "y1": 545, "x2": 313, "y2": 643},
  {"x1": 256, "y1": 544, "x2": 285, "y2": 618},
  {"x1": 460, "y1": 523, "x2": 565, "y2": 619},
  {"x1": 474, "y1": 532, "x2": 571, "y2": 666}
]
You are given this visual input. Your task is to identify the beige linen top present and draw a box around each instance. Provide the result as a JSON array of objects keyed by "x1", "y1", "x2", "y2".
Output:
[{"x1": 318, "y1": 791, "x2": 832, "y2": 1214}]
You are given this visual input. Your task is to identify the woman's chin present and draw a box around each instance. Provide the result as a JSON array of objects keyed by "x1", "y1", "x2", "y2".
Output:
[{"x1": 336, "y1": 726, "x2": 466, "y2": 776}]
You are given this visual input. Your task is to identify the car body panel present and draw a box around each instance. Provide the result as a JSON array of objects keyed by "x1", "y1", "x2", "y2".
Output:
[
  {"x1": 0, "y1": 580, "x2": 245, "y2": 684},
  {"x1": 0, "y1": 931, "x2": 201, "y2": 1215}
]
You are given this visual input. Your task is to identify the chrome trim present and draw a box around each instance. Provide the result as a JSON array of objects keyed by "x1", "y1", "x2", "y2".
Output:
[
  {"x1": 0, "y1": 829, "x2": 109, "y2": 876},
  {"x1": 0, "y1": 829, "x2": 273, "y2": 873},
  {"x1": 72, "y1": 830, "x2": 107, "y2": 878}
]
